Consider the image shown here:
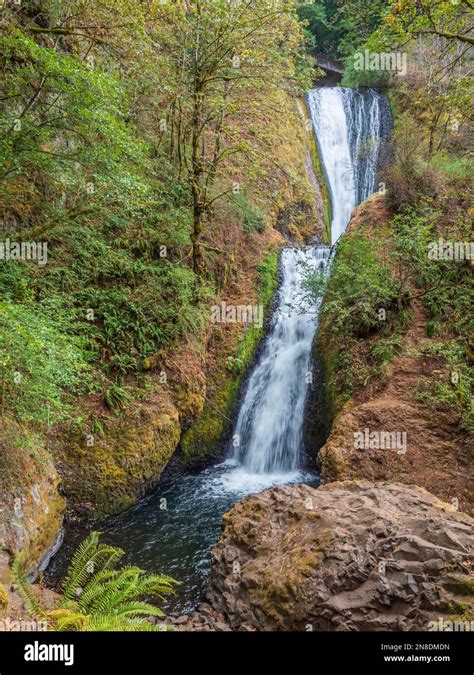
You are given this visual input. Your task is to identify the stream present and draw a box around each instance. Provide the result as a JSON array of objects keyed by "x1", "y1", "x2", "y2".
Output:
[{"x1": 46, "y1": 86, "x2": 390, "y2": 613}]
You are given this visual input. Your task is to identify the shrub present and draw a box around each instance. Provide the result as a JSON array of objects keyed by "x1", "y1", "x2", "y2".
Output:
[
  {"x1": 0, "y1": 300, "x2": 89, "y2": 426},
  {"x1": 307, "y1": 231, "x2": 401, "y2": 338},
  {"x1": 414, "y1": 341, "x2": 473, "y2": 433}
]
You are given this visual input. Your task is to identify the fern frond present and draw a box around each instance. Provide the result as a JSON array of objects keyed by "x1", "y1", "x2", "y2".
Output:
[
  {"x1": 78, "y1": 569, "x2": 141, "y2": 614},
  {"x1": 73, "y1": 570, "x2": 116, "y2": 611},
  {"x1": 47, "y1": 609, "x2": 88, "y2": 631},
  {"x1": 51, "y1": 532, "x2": 178, "y2": 631},
  {"x1": 60, "y1": 532, "x2": 124, "y2": 606},
  {"x1": 125, "y1": 574, "x2": 178, "y2": 601},
  {"x1": 60, "y1": 531, "x2": 99, "y2": 603},
  {"x1": 86, "y1": 615, "x2": 160, "y2": 632},
  {"x1": 110, "y1": 602, "x2": 164, "y2": 618}
]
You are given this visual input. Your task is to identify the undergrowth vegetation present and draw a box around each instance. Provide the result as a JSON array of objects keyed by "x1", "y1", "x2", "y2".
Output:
[
  {"x1": 0, "y1": 0, "x2": 312, "y2": 443},
  {"x1": 393, "y1": 209, "x2": 473, "y2": 433},
  {"x1": 307, "y1": 224, "x2": 410, "y2": 402},
  {"x1": 13, "y1": 531, "x2": 176, "y2": 631}
]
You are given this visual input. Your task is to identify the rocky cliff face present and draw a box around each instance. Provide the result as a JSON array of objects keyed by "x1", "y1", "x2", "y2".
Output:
[
  {"x1": 207, "y1": 481, "x2": 473, "y2": 631},
  {"x1": 0, "y1": 419, "x2": 65, "y2": 581}
]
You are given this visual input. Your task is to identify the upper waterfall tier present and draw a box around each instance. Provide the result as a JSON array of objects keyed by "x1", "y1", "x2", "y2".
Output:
[{"x1": 307, "y1": 87, "x2": 391, "y2": 244}]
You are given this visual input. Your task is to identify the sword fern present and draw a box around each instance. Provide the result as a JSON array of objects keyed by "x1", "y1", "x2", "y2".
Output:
[{"x1": 12, "y1": 532, "x2": 177, "y2": 631}]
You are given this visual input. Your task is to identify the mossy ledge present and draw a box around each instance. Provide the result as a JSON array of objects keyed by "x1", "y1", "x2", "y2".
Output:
[
  {"x1": 180, "y1": 251, "x2": 279, "y2": 463},
  {"x1": 0, "y1": 418, "x2": 65, "y2": 580},
  {"x1": 56, "y1": 401, "x2": 181, "y2": 518}
]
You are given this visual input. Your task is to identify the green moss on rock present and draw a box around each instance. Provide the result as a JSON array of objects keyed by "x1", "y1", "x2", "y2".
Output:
[
  {"x1": 0, "y1": 418, "x2": 65, "y2": 581},
  {"x1": 58, "y1": 401, "x2": 180, "y2": 517},
  {"x1": 180, "y1": 251, "x2": 279, "y2": 462}
]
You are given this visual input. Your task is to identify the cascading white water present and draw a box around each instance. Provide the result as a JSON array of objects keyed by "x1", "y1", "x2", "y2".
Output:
[
  {"x1": 307, "y1": 88, "x2": 354, "y2": 244},
  {"x1": 230, "y1": 246, "x2": 332, "y2": 475},
  {"x1": 227, "y1": 87, "x2": 388, "y2": 479},
  {"x1": 307, "y1": 86, "x2": 387, "y2": 244}
]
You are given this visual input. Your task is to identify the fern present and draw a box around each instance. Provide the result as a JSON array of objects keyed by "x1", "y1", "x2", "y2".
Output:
[
  {"x1": 60, "y1": 532, "x2": 123, "y2": 605},
  {"x1": 13, "y1": 533, "x2": 176, "y2": 631},
  {"x1": 86, "y1": 616, "x2": 169, "y2": 632},
  {"x1": 48, "y1": 609, "x2": 88, "y2": 631},
  {"x1": 72, "y1": 569, "x2": 117, "y2": 610},
  {"x1": 109, "y1": 602, "x2": 164, "y2": 618},
  {"x1": 58, "y1": 533, "x2": 175, "y2": 631}
]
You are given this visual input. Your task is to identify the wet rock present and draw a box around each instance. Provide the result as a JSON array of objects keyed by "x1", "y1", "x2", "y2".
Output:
[
  {"x1": 0, "y1": 419, "x2": 65, "y2": 582},
  {"x1": 207, "y1": 481, "x2": 474, "y2": 631}
]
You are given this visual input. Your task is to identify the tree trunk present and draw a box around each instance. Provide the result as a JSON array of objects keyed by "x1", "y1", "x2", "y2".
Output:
[
  {"x1": 191, "y1": 204, "x2": 205, "y2": 277},
  {"x1": 191, "y1": 79, "x2": 205, "y2": 277}
]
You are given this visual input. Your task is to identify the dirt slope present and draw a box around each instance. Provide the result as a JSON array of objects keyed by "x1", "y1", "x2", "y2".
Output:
[{"x1": 318, "y1": 196, "x2": 473, "y2": 514}]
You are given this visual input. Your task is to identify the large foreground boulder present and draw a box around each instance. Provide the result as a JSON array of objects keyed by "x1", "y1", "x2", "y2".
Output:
[{"x1": 207, "y1": 481, "x2": 473, "y2": 631}]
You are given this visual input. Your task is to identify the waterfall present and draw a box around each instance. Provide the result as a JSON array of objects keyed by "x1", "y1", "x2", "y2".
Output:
[
  {"x1": 46, "y1": 86, "x2": 392, "y2": 613},
  {"x1": 230, "y1": 246, "x2": 332, "y2": 475},
  {"x1": 307, "y1": 86, "x2": 389, "y2": 244},
  {"x1": 228, "y1": 87, "x2": 389, "y2": 478}
]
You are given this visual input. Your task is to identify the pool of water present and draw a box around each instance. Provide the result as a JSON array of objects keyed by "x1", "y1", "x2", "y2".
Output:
[{"x1": 46, "y1": 460, "x2": 317, "y2": 613}]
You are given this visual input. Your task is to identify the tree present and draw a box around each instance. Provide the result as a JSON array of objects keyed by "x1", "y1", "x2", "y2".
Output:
[
  {"x1": 335, "y1": 0, "x2": 387, "y2": 57},
  {"x1": 374, "y1": 0, "x2": 474, "y2": 47},
  {"x1": 367, "y1": 0, "x2": 473, "y2": 156},
  {"x1": 159, "y1": 0, "x2": 310, "y2": 277},
  {"x1": 296, "y1": 0, "x2": 386, "y2": 59},
  {"x1": 297, "y1": 1, "x2": 339, "y2": 57}
]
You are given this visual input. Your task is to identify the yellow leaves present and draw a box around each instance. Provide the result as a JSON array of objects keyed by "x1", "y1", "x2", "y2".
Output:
[
  {"x1": 46, "y1": 608, "x2": 88, "y2": 630},
  {"x1": 0, "y1": 584, "x2": 9, "y2": 615}
]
